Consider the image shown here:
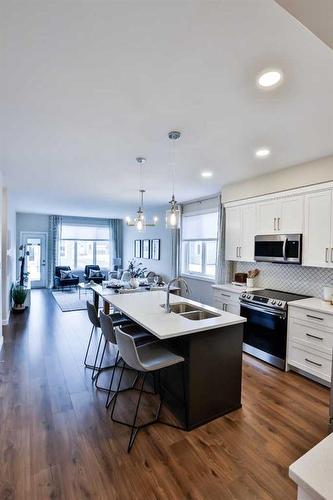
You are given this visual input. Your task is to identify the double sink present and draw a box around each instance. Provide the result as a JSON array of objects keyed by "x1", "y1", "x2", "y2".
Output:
[{"x1": 161, "y1": 302, "x2": 221, "y2": 321}]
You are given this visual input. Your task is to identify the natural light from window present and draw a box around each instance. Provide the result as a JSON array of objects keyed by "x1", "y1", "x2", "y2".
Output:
[
  {"x1": 59, "y1": 221, "x2": 110, "y2": 270},
  {"x1": 181, "y1": 211, "x2": 218, "y2": 279}
]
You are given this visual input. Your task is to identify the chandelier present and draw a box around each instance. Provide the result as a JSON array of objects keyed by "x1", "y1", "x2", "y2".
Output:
[{"x1": 126, "y1": 157, "x2": 158, "y2": 232}]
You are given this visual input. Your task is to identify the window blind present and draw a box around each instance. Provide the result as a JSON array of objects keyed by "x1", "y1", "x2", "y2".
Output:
[
  {"x1": 182, "y1": 212, "x2": 218, "y2": 240},
  {"x1": 61, "y1": 217, "x2": 109, "y2": 241}
]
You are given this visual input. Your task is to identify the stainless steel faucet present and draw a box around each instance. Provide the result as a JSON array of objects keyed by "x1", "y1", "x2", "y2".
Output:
[{"x1": 165, "y1": 276, "x2": 190, "y2": 313}]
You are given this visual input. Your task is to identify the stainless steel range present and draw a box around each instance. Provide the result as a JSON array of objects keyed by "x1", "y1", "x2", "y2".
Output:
[{"x1": 240, "y1": 289, "x2": 309, "y2": 370}]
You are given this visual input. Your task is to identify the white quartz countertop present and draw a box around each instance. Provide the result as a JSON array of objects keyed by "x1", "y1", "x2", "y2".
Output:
[
  {"x1": 101, "y1": 290, "x2": 246, "y2": 339},
  {"x1": 212, "y1": 283, "x2": 263, "y2": 294},
  {"x1": 288, "y1": 297, "x2": 333, "y2": 316},
  {"x1": 289, "y1": 432, "x2": 333, "y2": 500}
]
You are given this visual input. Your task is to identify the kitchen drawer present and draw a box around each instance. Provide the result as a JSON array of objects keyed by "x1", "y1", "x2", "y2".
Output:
[
  {"x1": 213, "y1": 290, "x2": 240, "y2": 305},
  {"x1": 288, "y1": 317, "x2": 333, "y2": 352},
  {"x1": 289, "y1": 306, "x2": 333, "y2": 329},
  {"x1": 288, "y1": 339, "x2": 332, "y2": 382}
]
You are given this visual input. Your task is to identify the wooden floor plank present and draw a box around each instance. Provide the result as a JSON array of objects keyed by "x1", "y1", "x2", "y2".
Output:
[{"x1": 0, "y1": 289, "x2": 330, "y2": 499}]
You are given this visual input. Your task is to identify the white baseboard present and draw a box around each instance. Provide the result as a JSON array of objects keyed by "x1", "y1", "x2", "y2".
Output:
[{"x1": 2, "y1": 316, "x2": 9, "y2": 326}]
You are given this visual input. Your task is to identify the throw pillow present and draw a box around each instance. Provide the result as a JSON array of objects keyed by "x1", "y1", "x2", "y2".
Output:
[
  {"x1": 60, "y1": 270, "x2": 73, "y2": 279},
  {"x1": 89, "y1": 269, "x2": 103, "y2": 278}
]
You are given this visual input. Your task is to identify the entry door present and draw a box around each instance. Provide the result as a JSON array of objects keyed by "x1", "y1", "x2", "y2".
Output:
[{"x1": 21, "y1": 232, "x2": 48, "y2": 288}]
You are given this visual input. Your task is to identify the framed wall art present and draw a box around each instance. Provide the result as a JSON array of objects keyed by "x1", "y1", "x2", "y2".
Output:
[
  {"x1": 142, "y1": 239, "x2": 150, "y2": 259},
  {"x1": 151, "y1": 239, "x2": 160, "y2": 260},
  {"x1": 134, "y1": 239, "x2": 141, "y2": 258}
]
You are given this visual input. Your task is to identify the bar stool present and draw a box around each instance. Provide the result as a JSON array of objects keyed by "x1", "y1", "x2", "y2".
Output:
[
  {"x1": 96, "y1": 312, "x2": 153, "y2": 405},
  {"x1": 112, "y1": 325, "x2": 186, "y2": 452},
  {"x1": 84, "y1": 301, "x2": 130, "y2": 379}
]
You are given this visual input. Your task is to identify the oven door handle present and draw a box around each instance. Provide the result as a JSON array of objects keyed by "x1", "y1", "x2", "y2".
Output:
[
  {"x1": 240, "y1": 302, "x2": 286, "y2": 319},
  {"x1": 282, "y1": 236, "x2": 287, "y2": 261}
]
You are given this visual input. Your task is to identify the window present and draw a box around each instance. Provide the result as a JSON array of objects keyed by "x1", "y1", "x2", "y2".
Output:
[
  {"x1": 59, "y1": 219, "x2": 111, "y2": 270},
  {"x1": 181, "y1": 211, "x2": 218, "y2": 279}
]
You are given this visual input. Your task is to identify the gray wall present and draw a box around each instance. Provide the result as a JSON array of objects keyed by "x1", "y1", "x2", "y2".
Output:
[{"x1": 123, "y1": 208, "x2": 173, "y2": 282}]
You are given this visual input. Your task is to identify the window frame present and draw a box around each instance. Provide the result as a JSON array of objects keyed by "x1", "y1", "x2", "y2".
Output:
[
  {"x1": 59, "y1": 239, "x2": 111, "y2": 270},
  {"x1": 180, "y1": 209, "x2": 218, "y2": 281}
]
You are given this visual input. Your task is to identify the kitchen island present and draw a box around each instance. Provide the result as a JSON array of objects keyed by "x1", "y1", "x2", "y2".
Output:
[{"x1": 93, "y1": 287, "x2": 246, "y2": 430}]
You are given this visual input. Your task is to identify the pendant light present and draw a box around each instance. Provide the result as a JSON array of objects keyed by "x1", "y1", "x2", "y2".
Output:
[
  {"x1": 166, "y1": 130, "x2": 181, "y2": 229},
  {"x1": 126, "y1": 157, "x2": 158, "y2": 232}
]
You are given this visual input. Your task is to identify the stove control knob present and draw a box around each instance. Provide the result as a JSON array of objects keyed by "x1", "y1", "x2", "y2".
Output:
[
  {"x1": 241, "y1": 293, "x2": 246, "y2": 298},
  {"x1": 246, "y1": 294, "x2": 251, "y2": 299},
  {"x1": 278, "y1": 301, "x2": 282, "y2": 306},
  {"x1": 271, "y1": 300, "x2": 276, "y2": 305}
]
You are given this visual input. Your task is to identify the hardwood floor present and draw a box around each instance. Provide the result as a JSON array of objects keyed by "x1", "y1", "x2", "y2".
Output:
[{"x1": 0, "y1": 290, "x2": 330, "y2": 500}]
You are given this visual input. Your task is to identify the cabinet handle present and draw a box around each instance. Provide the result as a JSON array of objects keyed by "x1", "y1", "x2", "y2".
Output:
[
  {"x1": 236, "y1": 247, "x2": 238, "y2": 258},
  {"x1": 306, "y1": 333, "x2": 323, "y2": 341},
  {"x1": 221, "y1": 293, "x2": 231, "y2": 298},
  {"x1": 331, "y1": 248, "x2": 333, "y2": 263},
  {"x1": 305, "y1": 358, "x2": 322, "y2": 367},
  {"x1": 273, "y1": 218, "x2": 276, "y2": 231},
  {"x1": 325, "y1": 248, "x2": 329, "y2": 263},
  {"x1": 306, "y1": 314, "x2": 324, "y2": 321},
  {"x1": 239, "y1": 246, "x2": 242, "y2": 258},
  {"x1": 277, "y1": 217, "x2": 280, "y2": 231}
]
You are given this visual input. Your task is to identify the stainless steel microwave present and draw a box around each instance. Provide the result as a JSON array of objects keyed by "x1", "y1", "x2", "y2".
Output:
[{"x1": 254, "y1": 234, "x2": 302, "y2": 264}]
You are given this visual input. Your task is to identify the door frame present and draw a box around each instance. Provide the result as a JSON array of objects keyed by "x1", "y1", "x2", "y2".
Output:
[{"x1": 20, "y1": 231, "x2": 48, "y2": 288}]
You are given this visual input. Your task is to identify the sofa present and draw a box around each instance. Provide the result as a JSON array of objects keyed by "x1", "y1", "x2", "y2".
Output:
[
  {"x1": 84, "y1": 265, "x2": 106, "y2": 284},
  {"x1": 54, "y1": 266, "x2": 79, "y2": 289}
]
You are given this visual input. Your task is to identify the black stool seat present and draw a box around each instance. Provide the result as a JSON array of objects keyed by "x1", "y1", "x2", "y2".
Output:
[{"x1": 120, "y1": 323, "x2": 155, "y2": 346}]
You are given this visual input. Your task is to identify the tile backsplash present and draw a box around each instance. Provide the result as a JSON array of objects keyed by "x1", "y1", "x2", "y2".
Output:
[{"x1": 233, "y1": 262, "x2": 333, "y2": 298}]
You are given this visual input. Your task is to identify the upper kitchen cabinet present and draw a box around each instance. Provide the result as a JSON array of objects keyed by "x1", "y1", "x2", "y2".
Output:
[
  {"x1": 256, "y1": 196, "x2": 304, "y2": 235},
  {"x1": 225, "y1": 204, "x2": 256, "y2": 262},
  {"x1": 303, "y1": 189, "x2": 333, "y2": 267}
]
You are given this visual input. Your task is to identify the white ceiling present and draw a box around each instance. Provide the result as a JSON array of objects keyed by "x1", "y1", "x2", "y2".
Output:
[{"x1": 2, "y1": 0, "x2": 333, "y2": 217}]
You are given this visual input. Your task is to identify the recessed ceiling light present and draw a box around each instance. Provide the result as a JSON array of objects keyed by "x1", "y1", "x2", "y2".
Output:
[
  {"x1": 255, "y1": 147, "x2": 271, "y2": 158},
  {"x1": 257, "y1": 69, "x2": 283, "y2": 89},
  {"x1": 201, "y1": 171, "x2": 213, "y2": 178}
]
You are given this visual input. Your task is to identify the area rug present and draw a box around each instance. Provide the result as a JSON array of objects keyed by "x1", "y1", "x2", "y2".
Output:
[{"x1": 51, "y1": 288, "x2": 93, "y2": 312}]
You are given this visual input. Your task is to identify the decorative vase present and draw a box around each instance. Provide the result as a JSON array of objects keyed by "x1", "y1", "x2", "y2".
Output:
[{"x1": 130, "y1": 277, "x2": 139, "y2": 289}]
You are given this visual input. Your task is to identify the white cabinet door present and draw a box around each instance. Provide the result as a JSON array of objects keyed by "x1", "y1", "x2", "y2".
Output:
[
  {"x1": 240, "y1": 204, "x2": 256, "y2": 262},
  {"x1": 303, "y1": 190, "x2": 332, "y2": 267},
  {"x1": 226, "y1": 303, "x2": 240, "y2": 315},
  {"x1": 256, "y1": 200, "x2": 278, "y2": 234},
  {"x1": 225, "y1": 206, "x2": 241, "y2": 261},
  {"x1": 279, "y1": 196, "x2": 304, "y2": 233}
]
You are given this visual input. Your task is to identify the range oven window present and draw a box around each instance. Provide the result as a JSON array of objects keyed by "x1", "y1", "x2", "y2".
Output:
[{"x1": 241, "y1": 304, "x2": 287, "y2": 361}]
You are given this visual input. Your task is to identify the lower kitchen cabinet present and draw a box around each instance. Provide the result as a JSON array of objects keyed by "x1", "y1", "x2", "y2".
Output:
[
  {"x1": 287, "y1": 302, "x2": 333, "y2": 385},
  {"x1": 212, "y1": 286, "x2": 241, "y2": 315}
]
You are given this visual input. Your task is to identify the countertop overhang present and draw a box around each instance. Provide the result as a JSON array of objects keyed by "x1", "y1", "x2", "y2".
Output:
[{"x1": 99, "y1": 290, "x2": 246, "y2": 339}]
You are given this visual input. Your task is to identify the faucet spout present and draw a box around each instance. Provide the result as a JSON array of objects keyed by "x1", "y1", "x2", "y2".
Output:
[{"x1": 165, "y1": 276, "x2": 190, "y2": 313}]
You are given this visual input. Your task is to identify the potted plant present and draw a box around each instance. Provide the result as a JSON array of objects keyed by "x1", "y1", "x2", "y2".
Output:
[
  {"x1": 127, "y1": 259, "x2": 147, "y2": 288},
  {"x1": 11, "y1": 284, "x2": 28, "y2": 312}
]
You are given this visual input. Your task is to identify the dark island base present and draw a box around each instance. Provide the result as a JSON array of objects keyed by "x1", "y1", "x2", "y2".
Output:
[{"x1": 161, "y1": 323, "x2": 244, "y2": 430}]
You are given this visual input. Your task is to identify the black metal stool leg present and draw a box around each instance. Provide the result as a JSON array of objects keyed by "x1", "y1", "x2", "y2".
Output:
[
  {"x1": 110, "y1": 360, "x2": 126, "y2": 422},
  {"x1": 91, "y1": 330, "x2": 103, "y2": 380},
  {"x1": 106, "y1": 350, "x2": 119, "y2": 408},
  {"x1": 127, "y1": 373, "x2": 147, "y2": 452},
  {"x1": 94, "y1": 338, "x2": 107, "y2": 387},
  {"x1": 84, "y1": 325, "x2": 95, "y2": 369}
]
